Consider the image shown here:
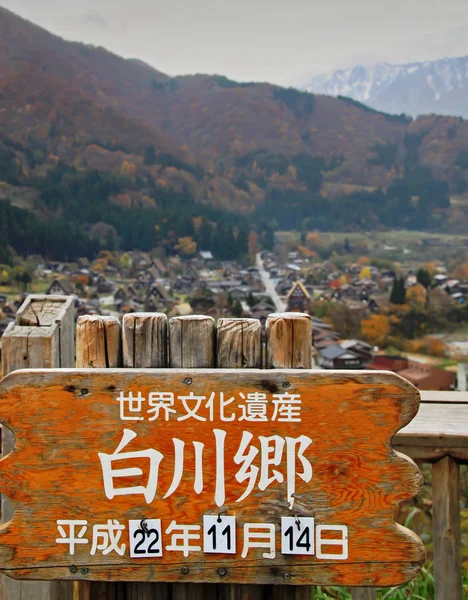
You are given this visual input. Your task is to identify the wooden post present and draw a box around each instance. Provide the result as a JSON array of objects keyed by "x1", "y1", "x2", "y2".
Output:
[
  {"x1": 169, "y1": 316, "x2": 215, "y2": 368},
  {"x1": 75, "y1": 316, "x2": 123, "y2": 600},
  {"x1": 123, "y1": 313, "x2": 167, "y2": 368},
  {"x1": 432, "y1": 456, "x2": 462, "y2": 600},
  {"x1": 266, "y1": 313, "x2": 313, "y2": 600},
  {"x1": 217, "y1": 318, "x2": 262, "y2": 599},
  {"x1": 266, "y1": 312, "x2": 312, "y2": 369},
  {"x1": 1, "y1": 294, "x2": 75, "y2": 600},
  {"x1": 217, "y1": 318, "x2": 262, "y2": 369},
  {"x1": 171, "y1": 315, "x2": 216, "y2": 599},
  {"x1": 351, "y1": 590, "x2": 377, "y2": 600},
  {"x1": 76, "y1": 315, "x2": 121, "y2": 368}
]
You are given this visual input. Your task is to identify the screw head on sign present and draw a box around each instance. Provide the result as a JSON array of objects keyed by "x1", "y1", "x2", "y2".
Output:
[
  {"x1": 283, "y1": 573, "x2": 291, "y2": 581},
  {"x1": 181, "y1": 566, "x2": 190, "y2": 575},
  {"x1": 218, "y1": 568, "x2": 227, "y2": 577},
  {"x1": 69, "y1": 565, "x2": 77, "y2": 573},
  {"x1": 184, "y1": 378, "x2": 192, "y2": 385},
  {"x1": 80, "y1": 568, "x2": 89, "y2": 575},
  {"x1": 283, "y1": 382, "x2": 291, "y2": 389}
]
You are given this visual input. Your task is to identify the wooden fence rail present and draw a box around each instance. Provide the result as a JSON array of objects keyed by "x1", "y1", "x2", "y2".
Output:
[{"x1": 0, "y1": 297, "x2": 466, "y2": 600}]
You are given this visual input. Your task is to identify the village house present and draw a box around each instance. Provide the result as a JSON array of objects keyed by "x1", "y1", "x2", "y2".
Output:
[
  {"x1": 46, "y1": 279, "x2": 74, "y2": 296},
  {"x1": 286, "y1": 281, "x2": 311, "y2": 312}
]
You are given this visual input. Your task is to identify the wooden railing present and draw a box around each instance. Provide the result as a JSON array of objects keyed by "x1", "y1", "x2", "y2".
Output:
[{"x1": 0, "y1": 295, "x2": 466, "y2": 600}]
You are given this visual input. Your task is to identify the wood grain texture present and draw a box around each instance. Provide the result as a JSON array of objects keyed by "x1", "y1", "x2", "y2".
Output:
[
  {"x1": 0, "y1": 369, "x2": 423, "y2": 587},
  {"x1": 432, "y1": 457, "x2": 463, "y2": 600},
  {"x1": 351, "y1": 589, "x2": 377, "y2": 600},
  {"x1": 217, "y1": 319, "x2": 262, "y2": 369},
  {"x1": 1, "y1": 294, "x2": 75, "y2": 600},
  {"x1": 266, "y1": 313, "x2": 312, "y2": 369},
  {"x1": 169, "y1": 316, "x2": 215, "y2": 368},
  {"x1": 123, "y1": 313, "x2": 168, "y2": 368},
  {"x1": 76, "y1": 316, "x2": 121, "y2": 368}
]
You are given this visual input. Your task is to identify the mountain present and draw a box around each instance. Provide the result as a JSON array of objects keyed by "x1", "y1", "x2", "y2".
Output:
[
  {"x1": 302, "y1": 56, "x2": 468, "y2": 118},
  {"x1": 1, "y1": 5, "x2": 468, "y2": 263}
]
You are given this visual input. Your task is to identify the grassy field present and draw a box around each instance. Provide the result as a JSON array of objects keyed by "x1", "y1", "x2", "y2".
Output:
[{"x1": 276, "y1": 230, "x2": 468, "y2": 264}]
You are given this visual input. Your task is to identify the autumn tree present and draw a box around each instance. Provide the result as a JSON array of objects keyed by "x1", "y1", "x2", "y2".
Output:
[
  {"x1": 406, "y1": 284, "x2": 427, "y2": 311},
  {"x1": 359, "y1": 266, "x2": 371, "y2": 280},
  {"x1": 175, "y1": 236, "x2": 197, "y2": 257},
  {"x1": 361, "y1": 314, "x2": 391, "y2": 348}
]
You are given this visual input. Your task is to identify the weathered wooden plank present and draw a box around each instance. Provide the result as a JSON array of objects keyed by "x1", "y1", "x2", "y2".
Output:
[
  {"x1": 169, "y1": 316, "x2": 215, "y2": 368},
  {"x1": 171, "y1": 316, "x2": 217, "y2": 600},
  {"x1": 217, "y1": 319, "x2": 262, "y2": 369},
  {"x1": 432, "y1": 456, "x2": 462, "y2": 600},
  {"x1": 76, "y1": 316, "x2": 121, "y2": 368},
  {"x1": 267, "y1": 312, "x2": 313, "y2": 599},
  {"x1": 15, "y1": 295, "x2": 75, "y2": 368},
  {"x1": 0, "y1": 369, "x2": 424, "y2": 587},
  {"x1": 216, "y1": 318, "x2": 261, "y2": 599},
  {"x1": 420, "y1": 391, "x2": 468, "y2": 403},
  {"x1": 123, "y1": 313, "x2": 167, "y2": 368},
  {"x1": 266, "y1": 313, "x2": 312, "y2": 369},
  {"x1": 351, "y1": 590, "x2": 377, "y2": 600},
  {"x1": 395, "y1": 402, "x2": 468, "y2": 448},
  {"x1": 1, "y1": 294, "x2": 75, "y2": 600}
]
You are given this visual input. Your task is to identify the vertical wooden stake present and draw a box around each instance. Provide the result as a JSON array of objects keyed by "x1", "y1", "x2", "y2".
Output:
[
  {"x1": 171, "y1": 316, "x2": 216, "y2": 600},
  {"x1": 75, "y1": 316, "x2": 123, "y2": 600},
  {"x1": 266, "y1": 312, "x2": 313, "y2": 600},
  {"x1": 217, "y1": 318, "x2": 262, "y2": 368},
  {"x1": 217, "y1": 318, "x2": 262, "y2": 600},
  {"x1": 351, "y1": 589, "x2": 377, "y2": 600},
  {"x1": 1, "y1": 294, "x2": 75, "y2": 600},
  {"x1": 76, "y1": 316, "x2": 121, "y2": 368},
  {"x1": 432, "y1": 456, "x2": 462, "y2": 600},
  {"x1": 169, "y1": 316, "x2": 215, "y2": 368},
  {"x1": 123, "y1": 313, "x2": 167, "y2": 368},
  {"x1": 266, "y1": 312, "x2": 312, "y2": 369}
]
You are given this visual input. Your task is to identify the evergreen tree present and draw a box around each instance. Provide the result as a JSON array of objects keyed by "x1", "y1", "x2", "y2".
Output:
[
  {"x1": 417, "y1": 268, "x2": 432, "y2": 289},
  {"x1": 232, "y1": 299, "x2": 243, "y2": 317},
  {"x1": 144, "y1": 144, "x2": 157, "y2": 166},
  {"x1": 390, "y1": 276, "x2": 406, "y2": 304}
]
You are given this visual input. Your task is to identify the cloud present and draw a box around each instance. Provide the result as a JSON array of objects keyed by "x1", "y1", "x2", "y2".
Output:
[{"x1": 82, "y1": 10, "x2": 109, "y2": 30}]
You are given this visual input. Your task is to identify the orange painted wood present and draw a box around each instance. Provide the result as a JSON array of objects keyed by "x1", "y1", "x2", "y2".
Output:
[{"x1": 0, "y1": 369, "x2": 424, "y2": 586}]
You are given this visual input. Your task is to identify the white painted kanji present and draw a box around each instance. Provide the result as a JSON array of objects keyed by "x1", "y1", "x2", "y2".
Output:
[
  {"x1": 165, "y1": 520, "x2": 202, "y2": 557},
  {"x1": 241, "y1": 523, "x2": 276, "y2": 559},
  {"x1": 115, "y1": 391, "x2": 145, "y2": 421},
  {"x1": 55, "y1": 520, "x2": 88, "y2": 555},
  {"x1": 90, "y1": 519, "x2": 126, "y2": 556}
]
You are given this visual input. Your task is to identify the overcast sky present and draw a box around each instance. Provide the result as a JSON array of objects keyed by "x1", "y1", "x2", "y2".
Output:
[{"x1": 2, "y1": 0, "x2": 468, "y2": 85}]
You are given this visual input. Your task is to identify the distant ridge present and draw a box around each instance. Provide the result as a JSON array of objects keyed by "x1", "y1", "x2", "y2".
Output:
[{"x1": 301, "y1": 56, "x2": 468, "y2": 118}]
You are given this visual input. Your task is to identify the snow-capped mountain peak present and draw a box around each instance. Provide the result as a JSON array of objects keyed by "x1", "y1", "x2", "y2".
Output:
[{"x1": 301, "y1": 56, "x2": 468, "y2": 118}]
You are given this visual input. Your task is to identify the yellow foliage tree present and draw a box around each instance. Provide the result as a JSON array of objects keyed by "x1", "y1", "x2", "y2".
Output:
[
  {"x1": 120, "y1": 160, "x2": 136, "y2": 177},
  {"x1": 360, "y1": 314, "x2": 390, "y2": 348},
  {"x1": 175, "y1": 236, "x2": 197, "y2": 256},
  {"x1": 359, "y1": 267, "x2": 371, "y2": 280},
  {"x1": 406, "y1": 284, "x2": 427, "y2": 310}
]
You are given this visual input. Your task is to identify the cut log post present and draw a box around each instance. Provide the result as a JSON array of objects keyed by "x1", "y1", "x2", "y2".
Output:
[
  {"x1": 217, "y1": 318, "x2": 262, "y2": 368},
  {"x1": 169, "y1": 316, "x2": 215, "y2": 368},
  {"x1": 75, "y1": 316, "x2": 122, "y2": 600},
  {"x1": 76, "y1": 315, "x2": 121, "y2": 368},
  {"x1": 170, "y1": 316, "x2": 216, "y2": 600},
  {"x1": 266, "y1": 312, "x2": 312, "y2": 369},
  {"x1": 1, "y1": 294, "x2": 75, "y2": 600},
  {"x1": 432, "y1": 456, "x2": 462, "y2": 600},
  {"x1": 216, "y1": 317, "x2": 262, "y2": 599},
  {"x1": 351, "y1": 589, "x2": 377, "y2": 600},
  {"x1": 266, "y1": 313, "x2": 313, "y2": 600},
  {"x1": 123, "y1": 313, "x2": 167, "y2": 368}
]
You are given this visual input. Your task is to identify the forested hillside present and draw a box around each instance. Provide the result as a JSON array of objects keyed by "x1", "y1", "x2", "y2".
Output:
[{"x1": 1, "y1": 6, "x2": 468, "y2": 262}]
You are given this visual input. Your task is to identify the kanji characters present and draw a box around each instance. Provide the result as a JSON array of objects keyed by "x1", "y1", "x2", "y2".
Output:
[{"x1": 99, "y1": 428, "x2": 163, "y2": 504}]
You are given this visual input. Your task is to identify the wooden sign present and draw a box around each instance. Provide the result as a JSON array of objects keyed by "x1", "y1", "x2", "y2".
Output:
[{"x1": 0, "y1": 369, "x2": 424, "y2": 586}]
